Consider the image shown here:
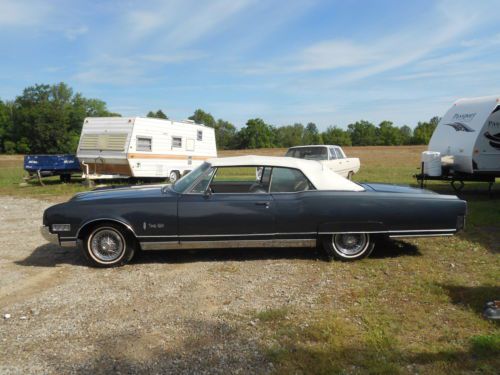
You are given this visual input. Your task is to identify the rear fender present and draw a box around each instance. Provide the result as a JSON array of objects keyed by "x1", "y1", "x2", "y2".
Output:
[{"x1": 318, "y1": 221, "x2": 386, "y2": 234}]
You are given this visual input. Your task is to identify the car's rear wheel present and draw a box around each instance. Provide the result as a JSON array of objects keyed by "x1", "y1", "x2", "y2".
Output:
[
  {"x1": 83, "y1": 223, "x2": 136, "y2": 267},
  {"x1": 323, "y1": 233, "x2": 374, "y2": 261},
  {"x1": 347, "y1": 171, "x2": 354, "y2": 180}
]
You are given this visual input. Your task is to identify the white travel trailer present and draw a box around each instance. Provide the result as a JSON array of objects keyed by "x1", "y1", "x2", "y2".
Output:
[
  {"x1": 427, "y1": 96, "x2": 500, "y2": 176},
  {"x1": 77, "y1": 117, "x2": 217, "y2": 182}
]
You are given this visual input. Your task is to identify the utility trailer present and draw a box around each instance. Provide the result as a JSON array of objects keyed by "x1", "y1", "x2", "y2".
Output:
[
  {"x1": 24, "y1": 154, "x2": 81, "y2": 185},
  {"x1": 77, "y1": 117, "x2": 217, "y2": 183},
  {"x1": 416, "y1": 96, "x2": 500, "y2": 193}
]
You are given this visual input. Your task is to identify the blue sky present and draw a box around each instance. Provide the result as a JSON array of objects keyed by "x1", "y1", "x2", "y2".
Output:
[{"x1": 0, "y1": 0, "x2": 499, "y2": 130}]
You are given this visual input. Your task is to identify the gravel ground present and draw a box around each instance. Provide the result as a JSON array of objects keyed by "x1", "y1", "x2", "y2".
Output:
[{"x1": 0, "y1": 195, "x2": 333, "y2": 374}]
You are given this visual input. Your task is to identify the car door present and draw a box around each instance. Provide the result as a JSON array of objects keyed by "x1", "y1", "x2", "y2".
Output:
[
  {"x1": 326, "y1": 147, "x2": 343, "y2": 175},
  {"x1": 177, "y1": 166, "x2": 275, "y2": 243},
  {"x1": 333, "y1": 147, "x2": 350, "y2": 177},
  {"x1": 269, "y1": 167, "x2": 318, "y2": 239}
]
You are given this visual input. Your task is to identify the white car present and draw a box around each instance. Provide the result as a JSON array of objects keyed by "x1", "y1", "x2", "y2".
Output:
[{"x1": 285, "y1": 145, "x2": 360, "y2": 179}]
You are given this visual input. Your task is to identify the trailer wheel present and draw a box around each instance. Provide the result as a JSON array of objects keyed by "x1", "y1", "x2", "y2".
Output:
[
  {"x1": 169, "y1": 170, "x2": 180, "y2": 184},
  {"x1": 60, "y1": 174, "x2": 71, "y2": 183}
]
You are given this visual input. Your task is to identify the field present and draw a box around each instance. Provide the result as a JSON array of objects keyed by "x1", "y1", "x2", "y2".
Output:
[{"x1": 0, "y1": 146, "x2": 499, "y2": 374}]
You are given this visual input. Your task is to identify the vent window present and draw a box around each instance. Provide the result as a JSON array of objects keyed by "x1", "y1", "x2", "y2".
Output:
[
  {"x1": 79, "y1": 133, "x2": 128, "y2": 151},
  {"x1": 136, "y1": 137, "x2": 152, "y2": 152}
]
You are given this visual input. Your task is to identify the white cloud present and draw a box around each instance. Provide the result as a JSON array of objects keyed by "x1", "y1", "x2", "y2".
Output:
[
  {"x1": 141, "y1": 51, "x2": 206, "y2": 63},
  {"x1": 242, "y1": 0, "x2": 489, "y2": 85},
  {"x1": 0, "y1": 0, "x2": 52, "y2": 27},
  {"x1": 123, "y1": 0, "x2": 253, "y2": 47},
  {"x1": 64, "y1": 26, "x2": 88, "y2": 41}
]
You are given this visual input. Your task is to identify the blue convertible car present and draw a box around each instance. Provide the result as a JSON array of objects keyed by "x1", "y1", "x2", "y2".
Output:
[{"x1": 41, "y1": 156, "x2": 467, "y2": 267}]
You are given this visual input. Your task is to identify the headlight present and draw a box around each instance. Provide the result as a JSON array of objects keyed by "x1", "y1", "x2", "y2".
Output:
[{"x1": 52, "y1": 224, "x2": 71, "y2": 232}]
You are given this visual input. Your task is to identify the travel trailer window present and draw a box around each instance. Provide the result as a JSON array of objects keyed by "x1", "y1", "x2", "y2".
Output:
[
  {"x1": 136, "y1": 137, "x2": 152, "y2": 152},
  {"x1": 172, "y1": 136, "x2": 182, "y2": 148},
  {"x1": 197, "y1": 130, "x2": 203, "y2": 141}
]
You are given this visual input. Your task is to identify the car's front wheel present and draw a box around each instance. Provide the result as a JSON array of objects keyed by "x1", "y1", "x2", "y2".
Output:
[
  {"x1": 323, "y1": 233, "x2": 374, "y2": 261},
  {"x1": 82, "y1": 223, "x2": 136, "y2": 267}
]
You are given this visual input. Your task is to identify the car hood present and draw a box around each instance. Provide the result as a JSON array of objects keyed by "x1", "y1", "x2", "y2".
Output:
[
  {"x1": 360, "y1": 183, "x2": 438, "y2": 195},
  {"x1": 70, "y1": 184, "x2": 170, "y2": 202}
]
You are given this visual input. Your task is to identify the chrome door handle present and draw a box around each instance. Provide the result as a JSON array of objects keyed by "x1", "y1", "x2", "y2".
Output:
[{"x1": 255, "y1": 201, "x2": 270, "y2": 207}]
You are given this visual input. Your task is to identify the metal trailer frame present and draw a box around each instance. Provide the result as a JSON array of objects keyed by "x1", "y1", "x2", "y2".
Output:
[{"x1": 415, "y1": 162, "x2": 495, "y2": 194}]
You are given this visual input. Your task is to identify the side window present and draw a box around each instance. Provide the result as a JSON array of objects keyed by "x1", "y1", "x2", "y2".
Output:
[
  {"x1": 172, "y1": 136, "x2": 182, "y2": 149},
  {"x1": 212, "y1": 167, "x2": 257, "y2": 184},
  {"x1": 137, "y1": 137, "x2": 152, "y2": 152},
  {"x1": 334, "y1": 147, "x2": 344, "y2": 159},
  {"x1": 270, "y1": 167, "x2": 314, "y2": 193},
  {"x1": 197, "y1": 130, "x2": 203, "y2": 141},
  {"x1": 329, "y1": 147, "x2": 337, "y2": 160}
]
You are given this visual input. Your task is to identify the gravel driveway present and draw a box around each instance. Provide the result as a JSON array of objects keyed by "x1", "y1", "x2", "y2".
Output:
[{"x1": 0, "y1": 195, "x2": 333, "y2": 374}]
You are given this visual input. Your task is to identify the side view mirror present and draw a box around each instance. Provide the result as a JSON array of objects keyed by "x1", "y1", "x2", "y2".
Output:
[{"x1": 204, "y1": 187, "x2": 213, "y2": 198}]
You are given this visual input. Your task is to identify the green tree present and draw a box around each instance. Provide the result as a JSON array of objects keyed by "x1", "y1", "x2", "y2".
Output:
[
  {"x1": 11, "y1": 82, "x2": 118, "y2": 154},
  {"x1": 189, "y1": 109, "x2": 216, "y2": 128},
  {"x1": 146, "y1": 109, "x2": 168, "y2": 119},
  {"x1": 215, "y1": 119, "x2": 237, "y2": 149},
  {"x1": 412, "y1": 116, "x2": 439, "y2": 145},
  {"x1": 377, "y1": 121, "x2": 403, "y2": 145},
  {"x1": 0, "y1": 100, "x2": 13, "y2": 153},
  {"x1": 399, "y1": 125, "x2": 413, "y2": 145},
  {"x1": 275, "y1": 123, "x2": 304, "y2": 147},
  {"x1": 302, "y1": 122, "x2": 323, "y2": 144},
  {"x1": 321, "y1": 126, "x2": 352, "y2": 146},
  {"x1": 237, "y1": 118, "x2": 274, "y2": 149},
  {"x1": 347, "y1": 120, "x2": 377, "y2": 146}
]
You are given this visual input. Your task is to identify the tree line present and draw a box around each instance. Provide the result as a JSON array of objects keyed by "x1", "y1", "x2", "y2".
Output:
[{"x1": 0, "y1": 82, "x2": 439, "y2": 154}]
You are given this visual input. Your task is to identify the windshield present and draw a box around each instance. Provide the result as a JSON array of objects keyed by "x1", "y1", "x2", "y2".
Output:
[
  {"x1": 287, "y1": 147, "x2": 328, "y2": 160},
  {"x1": 171, "y1": 162, "x2": 211, "y2": 193}
]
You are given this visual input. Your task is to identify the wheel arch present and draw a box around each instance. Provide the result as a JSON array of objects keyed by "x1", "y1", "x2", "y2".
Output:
[{"x1": 76, "y1": 218, "x2": 137, "y2": 241}]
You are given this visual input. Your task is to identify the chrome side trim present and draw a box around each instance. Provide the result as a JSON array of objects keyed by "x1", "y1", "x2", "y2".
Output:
[
  {"x1": 40, "y1": 226, "x2": 59, "y2": 245},
  {"x1": 318, "y1": 229, "x2": 457, "y2": 235},
  {"x1": 389, "y1": 233, "x2": 454, "y2": 238},
  {"x1": 75, "y1": 218, "x2": 136, "y2": 239},
  {"x1": 140, "y1": 239, "x2": 316, "y2": 251},
  {"x1": 136, "y1": 231, "x2": 317, "y2": 239}
]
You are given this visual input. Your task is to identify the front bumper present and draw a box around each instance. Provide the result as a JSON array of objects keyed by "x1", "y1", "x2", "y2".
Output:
[{"x1": 41, "y1": 225, "x2": 59, "y2": 245}]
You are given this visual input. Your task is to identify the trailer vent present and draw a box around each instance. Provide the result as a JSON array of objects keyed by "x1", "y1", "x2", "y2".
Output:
[{"x1": 79, "y1": 133, "x2": 128, "y2": 151}]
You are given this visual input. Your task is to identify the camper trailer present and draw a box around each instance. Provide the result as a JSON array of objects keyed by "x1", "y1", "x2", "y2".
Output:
[
  {"x1": 417, "y1": 96, "x2": 500, "y2": 190},
  {"x1": 76, "y1": 117, "x2": 217, "y2": 182}
]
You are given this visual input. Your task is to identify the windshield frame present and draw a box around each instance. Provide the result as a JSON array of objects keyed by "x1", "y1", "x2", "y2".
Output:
[{"x1": 169, "y1": 162, "x2": 212, "y2": 194}]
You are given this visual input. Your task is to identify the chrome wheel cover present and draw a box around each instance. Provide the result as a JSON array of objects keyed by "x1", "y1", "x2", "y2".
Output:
[
  {"x1": 333, "y1": 233, "x2": 369, "y2": 257},
  {"x1": 89, "y1": 228, "x2": 125, "y2": 262}
]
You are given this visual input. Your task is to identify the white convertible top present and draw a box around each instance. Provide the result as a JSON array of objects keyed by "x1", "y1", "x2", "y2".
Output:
[{"x1": 206, "y1": 155, "x2": 364, "y2": 192}]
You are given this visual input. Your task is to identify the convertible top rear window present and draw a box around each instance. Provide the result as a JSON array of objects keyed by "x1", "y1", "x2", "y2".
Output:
[{"x1": 287, "y1": 147, "x2": 328, "y2": 160}]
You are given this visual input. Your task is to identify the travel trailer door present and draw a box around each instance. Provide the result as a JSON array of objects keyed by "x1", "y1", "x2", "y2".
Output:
[{"x1": 474, "y1": 105, "x2": 500, "y2": 171}]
